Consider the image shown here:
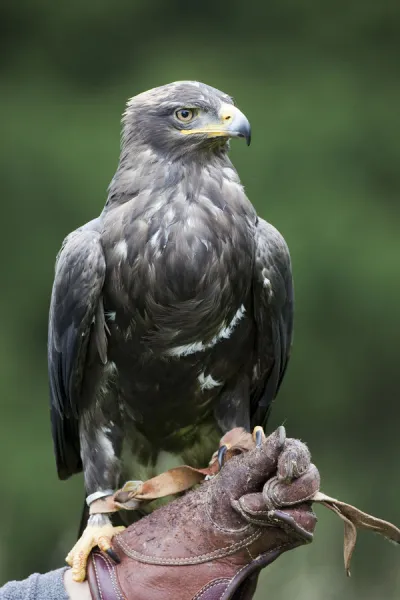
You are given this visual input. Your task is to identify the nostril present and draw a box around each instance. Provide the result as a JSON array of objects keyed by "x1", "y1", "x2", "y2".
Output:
[{"x1": 224, "y1": 115, "x2": 232, "y2": 121}]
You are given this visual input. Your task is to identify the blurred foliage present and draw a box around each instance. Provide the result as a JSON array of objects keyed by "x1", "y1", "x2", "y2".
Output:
[{"x1": 0, "y1": 0, "x2": 399, "y2": 598}]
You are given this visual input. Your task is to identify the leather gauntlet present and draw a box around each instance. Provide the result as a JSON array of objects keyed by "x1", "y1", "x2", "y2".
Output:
[
  {"x1": 88, "y1": 428, "x2": 319, "y2": 600},
  {"x1": 87, "y1": 427, "x2": 399, "y2": 599}
]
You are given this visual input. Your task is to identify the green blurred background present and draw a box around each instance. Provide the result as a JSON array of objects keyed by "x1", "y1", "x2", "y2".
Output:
[{"x1": 0, "y1": 0, "x2": 399, "y2": 597}]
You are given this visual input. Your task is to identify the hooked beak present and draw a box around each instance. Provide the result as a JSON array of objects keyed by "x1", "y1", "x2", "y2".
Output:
[
  {"x1": 218, "y1": 104, "x2": 251, "y2": 146},
  {"x1": 181, "y1": 103, "x2": 251, "y2": 146}
]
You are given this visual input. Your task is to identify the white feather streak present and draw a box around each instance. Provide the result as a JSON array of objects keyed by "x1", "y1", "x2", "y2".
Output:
[
  {"x1": 198, "y1": 372, "x2": 221, "y2": 390},
  {"x1": 115, "y1": 239, "x2": 128, "y2": 260},
  {"x1": 167, "y1": 304, "x2": 246, "y2": 357}
]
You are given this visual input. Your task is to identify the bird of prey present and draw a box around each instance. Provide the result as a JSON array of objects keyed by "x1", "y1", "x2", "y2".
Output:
[{"x1": 48, "y1": 81, "x2": 293, "y2": 580}]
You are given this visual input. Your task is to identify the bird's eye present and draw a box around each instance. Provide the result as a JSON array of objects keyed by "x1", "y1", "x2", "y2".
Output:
[{"x1": 175, "y1": 108, "x2": 195, "y2": 122}]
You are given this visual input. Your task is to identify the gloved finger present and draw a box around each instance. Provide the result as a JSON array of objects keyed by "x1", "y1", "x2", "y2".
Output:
[
  {"x1": 232, "y1": 463, "x2": 319, "y2": 519},
  {"x1": 232, "y1": 488, "x2": 317, "y2": 542},
  {"x1": 277, "y1": 438, "x2": 311, "y2": 482},
  {"x1": 210, "y1": 426, "x2": 287, "y2": 501},
  {"x1": 263, "y1": 464, "x2": 320, "y2": 509},
  {"x1": 267, "y1": 505, "x2": 317, "y2": 541}
]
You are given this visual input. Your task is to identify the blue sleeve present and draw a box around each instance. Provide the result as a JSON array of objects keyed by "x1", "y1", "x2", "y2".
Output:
[{"x1": 0, "y1": 568, "x2": 69, "y2": 600}]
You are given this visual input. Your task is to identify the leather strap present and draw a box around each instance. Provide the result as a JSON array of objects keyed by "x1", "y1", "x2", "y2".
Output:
[
  {"x1": 89, "y1": 464, "x2": 219, "y2": 515},
  {"x1": 89, "y1": 428, "x2": 256, "y2": 515}
]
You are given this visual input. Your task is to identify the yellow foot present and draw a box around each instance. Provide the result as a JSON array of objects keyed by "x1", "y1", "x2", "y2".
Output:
[
  {"x1": 252, "y1": 426, "x2": 266, "y2": 446},
  {"x1": 66, "y1": 522, "x2": 125, "y2": 582}
]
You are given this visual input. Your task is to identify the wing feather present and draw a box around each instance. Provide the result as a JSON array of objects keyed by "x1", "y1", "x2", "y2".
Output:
[
  {"x1": 48, "y1": 226, "x2": 106, "y2": 479},
  {"x1": 250, "y1": 218, "x2": 294, "y2": 428}
]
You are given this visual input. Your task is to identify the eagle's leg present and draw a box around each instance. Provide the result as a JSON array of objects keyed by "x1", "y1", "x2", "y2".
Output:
[
  {"x1": 66, "y1": 516, "x2": 125, "y2": 582},
  {"x1": 67, "y1": 411, "x2": 126, "y2": 582}
]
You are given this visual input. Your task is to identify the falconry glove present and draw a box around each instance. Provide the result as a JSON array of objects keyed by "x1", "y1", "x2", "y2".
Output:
[{"x1": 86, "y1": 427, "x2": 399, "y2": 600}]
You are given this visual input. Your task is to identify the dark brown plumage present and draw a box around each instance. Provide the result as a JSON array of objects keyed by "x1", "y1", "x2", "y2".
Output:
[{"x1": 48, "y1": 81, "x2": 293, "y2": 536}]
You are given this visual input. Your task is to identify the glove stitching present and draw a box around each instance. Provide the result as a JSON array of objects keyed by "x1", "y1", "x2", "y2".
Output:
[
  {"x1": 219, "y1": 543, "x2": 293, "y2": 600},
  {"x1": 246, "y1": 547, "x2": 254, "y2": 560},
  {"x1": 244, "y1": 518, "x2": 276, "y2": 526},
  {"x1": 274, "y1": 494, "x2": 315, "y2": 507},
  {"x1": 244, "y1": 508, "x2": 270, "y2": 515},
  {"x1": 92, "y1": 556, "x2": 104, "y2": 600},
  {"x1": 239, "y1": 499, "x2": 270, "y2": 516},
  {"x1": 232, "y1": 499, "x2": 276, "y2": 526},
  {"x1": 192, "y1": 578, "x2": 230, "y2": 600},
  {"x1": 264, "y1": 477, "x2": 316, "y2": 509},
  {"x1": 94, "y1": 553, "x2": 124, "y2": 600},
  {"x1": 115, "y1": 529, "x2": 263, "y2": 565}
]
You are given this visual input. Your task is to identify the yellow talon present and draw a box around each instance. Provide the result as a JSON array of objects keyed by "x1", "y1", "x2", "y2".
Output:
[
  {"x1": 252, "y1": 426, "x2": 266, "y2": 446},
  {"x1": 66, "y1": 523, "x2": 125, "y2": 582}
]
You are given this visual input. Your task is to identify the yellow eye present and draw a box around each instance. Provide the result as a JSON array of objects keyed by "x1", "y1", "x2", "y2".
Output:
[{"x1": 175, "y1": 108, "x2": 195, "y2": 122}]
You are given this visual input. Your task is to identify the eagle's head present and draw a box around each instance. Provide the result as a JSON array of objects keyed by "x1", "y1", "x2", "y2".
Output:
[{"x1": 122, "y1": 81, "x2": 251, "y2": 158}]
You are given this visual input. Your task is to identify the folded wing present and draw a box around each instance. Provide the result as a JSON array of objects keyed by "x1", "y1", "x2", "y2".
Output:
[
  {"x1": 250, "y1": 218, "x2": 294, "y2": 428},
  {"x1": 48, "y1": 226, "x2": 107, "y2": 479}
]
